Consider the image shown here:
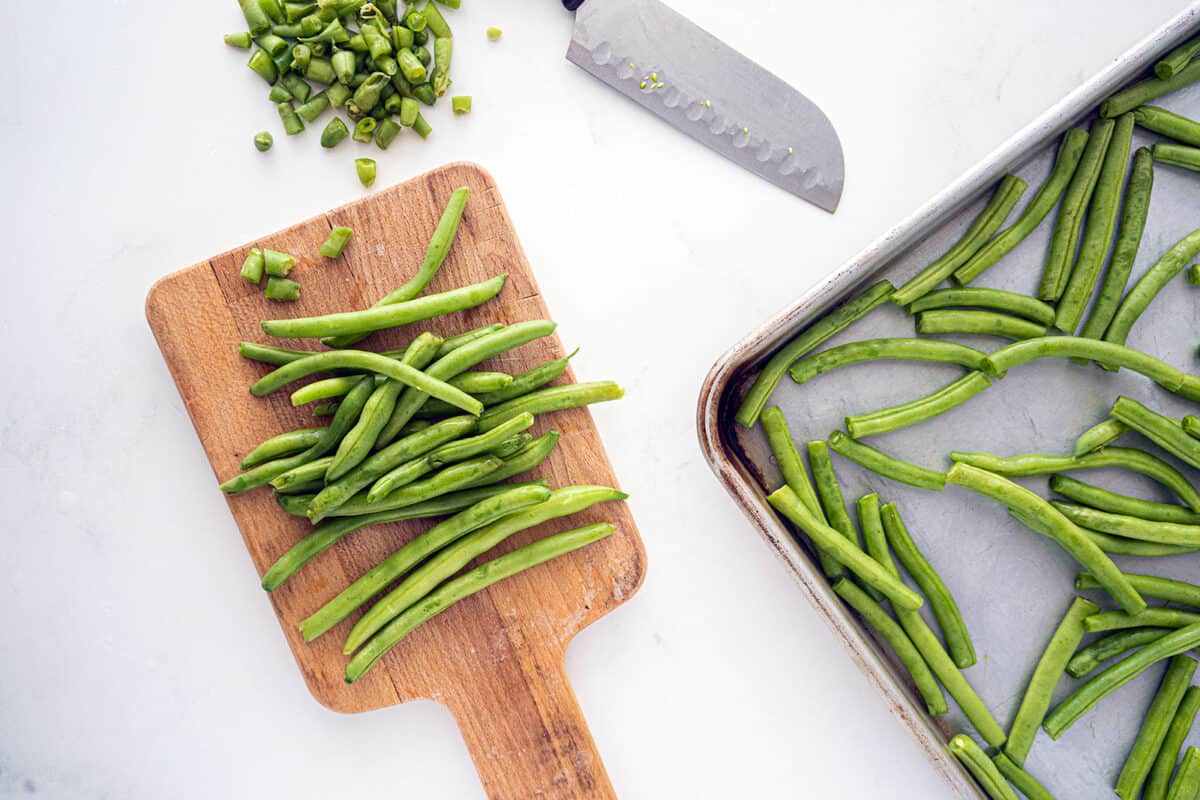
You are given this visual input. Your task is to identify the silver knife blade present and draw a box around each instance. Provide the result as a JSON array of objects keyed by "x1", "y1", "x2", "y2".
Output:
[{"x1": 566, "y1": 0, "x2": 844, "y2": 211}]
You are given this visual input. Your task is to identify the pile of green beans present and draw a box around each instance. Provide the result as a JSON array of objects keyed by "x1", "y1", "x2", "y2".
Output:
[{"x1": 227, "y1": 0, "x2": 461, "y2": 178}]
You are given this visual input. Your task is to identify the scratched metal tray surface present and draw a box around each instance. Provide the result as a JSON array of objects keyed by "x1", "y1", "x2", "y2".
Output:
[{"x1": 699, "y1": 6, "x2": 1200, "y2": 799}]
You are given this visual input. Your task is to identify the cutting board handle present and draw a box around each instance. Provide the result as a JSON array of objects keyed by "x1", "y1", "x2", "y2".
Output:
[{"x1": 443, "y1": 653, "x2": 616, "y2": 799}]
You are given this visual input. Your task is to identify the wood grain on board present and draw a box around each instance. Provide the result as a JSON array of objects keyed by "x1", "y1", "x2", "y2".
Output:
[{"x1": 146, "y1": 162, "x2": 646, "y2": 799}]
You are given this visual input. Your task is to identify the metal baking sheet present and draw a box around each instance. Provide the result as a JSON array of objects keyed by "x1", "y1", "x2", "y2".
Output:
[{"x1": 699, "y1": 6, "x2": 1200, "y2": 798}]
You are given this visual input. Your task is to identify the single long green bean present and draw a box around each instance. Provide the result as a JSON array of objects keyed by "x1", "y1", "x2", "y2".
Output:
[
  {"x1": 346, "y1": 485, "x2": 627, "y2": 654},
  {"x1": 1057, "y1": 112, "x2": 1136, "y2": 332},
  {"x1": 1136, "y1": 105, "x2": 1200, "y2": 146},
  {"x1": 1078, "y1": 573, "x2": 1200, "y2": 608},
  {"x1": 908, "y1": 287, "x2": 1055, "y2": 326},
  {"x1": 1168, "y1": 748, "x2": 1200, "y2": 800},
  {"x1": 990, "y1": 754, "x2": 1055, "y2": 800},
  {"x1": 735, "y1": 280, "x2": 895, "y2": 428},
  {"x1": 827, "y1": 431, "x2": 947, "y2": 491},
  {"x1": 1107, "y1": 229, "x2": 1200, "y2": 348},
  {"x1": 1051, "y1": 474, "x2": 1200, "y2": 524},
  {"x1": 916, "y1": 309, "x2": 1046, "y2": 340},
  {"x1": 845, "y1": 371, "x2": 992, "y2": 438},
  {"x1": 787, "y1": 338, "x2": 992, "y2": 384},
  {"x1": 1085, "y1": 610, "x2": 1200, "y2": 634},
  {"x1": 239, "y1": 341, "x2": 312, "y2": 366},
  {"x1": 833, "y1": 578, "x2": 947, "y2": 717},
  {"x1": 1044, "y1": 623, "x2": 1200, "y2": 738},
  {"x1": 1102, "y1": 60, "x2": 1200, "y2": 117},
  {"x1": 759, "y1": 407, "x2": 823, "y2": 519},
  {"x1": 1116, "y1": 655, "x2": 1198, "y2": 800},
  {"x1": 1073, "y1": 419, "x2": 1128, "y2": 456},
  {"x1": 891, "y1": 175, "x2": 1028, "y2": 305},
  {"x1": 1052, "y1": 502, "x2": 1200, "y2": 547},
  {"x1": 476, "y1": 382, "x2": 623, "y2": 433},
  {"x1": 1039, "y1": 118, "x2": 1115, "y2": 301},
  {"x1": 346, "y1": 522, "x2": 616, "y2": 683},
  {"x1": 806, "y1": 440, "x2": 855, "y2": 579},
  {"x1": 416, "y1": 350, "x2": 578, "y2": 417},
  {"x1": 953, "y1": 128, "x2": 1090, "y2": 285},
  {"x1": 854, "y1": 493, "x2": 887, "y2": 602},
  {"x1": 881, "y1": 502, "x2": 975, "y2": 669},
  {"x1": 949, "y1": 735, "x2": 1020, "y2": 800},
  {"x1": 1148, "y1": 686, "x2": 1200, "y2": 800},
  {"x1": 240, "y1": 427, "x2": 325, "y2": 469},
  {"x1": 1114, "y1": 396, "x2": 1200, "y2": 470},
  {"x1": 1004, "y1": 597, "x2": 1101, "y2": 766},
  {"x1": 948, "y1": 463, "x2": 1145, "y2": 614},
  {"x1": 1068, "y1": 628, "x2": 1172, "y2": 679}
]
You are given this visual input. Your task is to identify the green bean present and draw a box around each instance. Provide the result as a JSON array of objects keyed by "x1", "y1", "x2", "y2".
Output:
[
  {"x1": 345, "y1": 484, "x2": 627, "y2": 654},
  {"x1": 760, "y1": 407, "x2": 823, "y2": 519},
  {"x1": 425, "y1": 411, "x2": 533, "y2": 469},
  {"x1": 276, "y1": 100, "x2": 304, "y2": 135},
  {"x1": 270, "y1": 456, "x2": 333, "y2": 491},
  {"x1": 362, "y1": 454, "x2": 434, "y2": 501},
  {"x1": 766, "y1": 486, "x2": 923, "y2": 611},
  {"x1": 1053, "y1": 502, "x2": 1200, "y2": 547},
  {"x1": 312, "y1": 401, "x2": 339, "y2": 416},
  {"x1": 347, "y1": 521, "x2": 615, "y2": 682},
  {"x1": 1156, "y1": 36, "x2": 1200, "y2": 79},
  {"x1": 908, "y1": 287, "x2": 1055, "y2": 326},
  {"x1": 376, "y1": 321, "x2": 557, "y2": 446},
  {"x1": 396, "y1": 47, "x2": 427, "y2": 82},
  {"x1": 327, "y1": 333, "x2": 442, "y2": 481},
  {"x1": 240, "y1": 248, "x2": 265, "y2": 285},
  {"x1": 1155, "y1": 142, "x2": 1200, "y2": 172},
  {"x1": 241, "y1": 0, "x2": 272, "y2": 35},
  {"x1": 268, "y1": 83, "x2": 294, "y2": 103},
  {"x1": 1038, "y1": 118, "x2": 1115, "y2": 301},
  {"x1": 1068, "y1": 628, "x2": 1172, "y2": 679},
  {"x1": 1114, "y1": 396, "x2": 1200, "y2": 470},
  {"x1": 735, "y1": 280, "x2": 895, "y2": 428},
  {"x1": 320, "y1": 186, "x2": 470, "y2": 347},
  {"x1": 1055, "y1": 476, "x2": 1200, "y2": 525},
  {"x1": 435, "y1": 0, "x2": 459, "y2": 8},
  {"x1": 355, "y1": 157, "x2": 376, "y2": 188},
  {"x1": 220, "y1": 376, "x2": 374, "y2": 494},
  {"x1": 854, "y1": 493, "x2": 887, "y2": 602},
  {"x1": 318, "y1": 226, "x2": 353, "y2": 259},
  {"x1": 281, "y1": 477, "x2": 547, "y2": 520},
  {"x1": 319, "y1": 116, "x2": 349, "y2": 147},
  {"x1": 881, "y1": 502, "x2": 975, "y2": 669},
  {"x1": 832, "y1": 578, "x2": 947, "y2": 716},
  {"x1": 291, "y1": 375, "x2": 366, "y2": 406},
  {"x1": 249, "y1": 351, "x2": 482, "y2": 414},
  {"x1": 917, "y1": 309, "x2": 1046, "y2": 340},
  {"x1": 1004, "y1": 597, "x2": 1100, "y2": 766},
  {"x1": 459, "y1": 430, "x2": 559, "y2": 489},
  {"x1": 417, "y1": 350, "x2": 576, "y2": 416},
  {"x1": 296, "y1": 91, "x2": 330, "y2": 122},
  {"x1": 1107, "y1": 229, "x2": 1200, "y2": 348},
  {"x1": 948, "y1": 735, "x2": 1019, "y2": 800},
  {"x1": 432, "y1": 38, "x2": 452, "y2": 96},
  {"x1": 447, "y1": 371, "x2": 512, "y2": 394},
  {"x1": 1136, "y1": 105, "x2": 1200, "y2": 146},
  {"x1": 303, "y1": 55, "x2": 337, "y2": 84},
  {"x1": 1169, "y1": 747, "x2": 1200, "y2": 800},
  {"x1": 331, "y1": 48, "x2": 356, "y2": 84},
  {"x1": 1057, "y1": 113, "x2": 1135, "y2": 331},
  {"x1": 476, "y1": 381, "x2": 623, "y2": 433},
  {"x1": 827, "y1": 431, "x2": 947, "y2": 491},
  {"x1": 954, "y1": 128, "x2": 1090, "y2": 285},
  {"x1": 412, "y1": 112, "x2": 432, "y2": 138},
  {"x1": 1086, "y1": 610, "x2": 1200, "y2": 634},
  {"x1": 422, "y1": 1, "x2": 452, "y2": 38},
  {"x1": 1072, "y1": 419, "x2": 1128, "y2": 457},
  {"x1": 891, "y1": 176, "x2": 1027, "y2": 305},
  {"x1": 947, "y1": 463, "x2": 1145, "y2": 614},
  {"x1": 352, "y1": 118, "x2": 377, "y2": 144},
  {"x1": 846, "y1": 371, "x2": 992, "y2": 439},
  {"x1": 262, "y1": 249, "x2": 294, "y2": 278},
  {"x1": 1117, "y1": 655, "x2": 1199, "y2": 800},
  {"x1": 1045, "y1": 623, "x2": 1200, "y2": 738},
  {"x1": 300, "y1": 484, "x2": 553, "y2": 640},
  {"x1": 253, "y1": 131, "x2": 274, "y2": 152},
  {"x1": 284, "y1": 1, "x2": 315, "y2": 22},
  {"x1": 787, "y1": 338, "x2": 992, "y2": 385},
  {"x1": 281, "y1": 73, "x2": 311, "y2": 103},
  {"x1": 1102, "y1": 60, "x2": 1200, "y2": 117},
  {"x1": 990, "y1": 754, "x2": 1055, "y2": 800},
  {"x1": 806, "y1": 440, "x2": 855, "y2": 579},
  {"x1": 241, "y1": 427, "x2": 325, "y2": 469},
  {"x1": 436, "y1": 324, "x2": 507, "y2": 357},
  {"x1": 226, "y1": 31, "x2": 254, "y2": 48},
  {"x1": 1148, "y1": 687, "x2": 1200, "y2": 800},
  {"x1": 1082, "y1": 528, "x2": 1200, "y2": 558},
  {"x1": 375, "y1": 118, "x2": 402, "y2": 149}
]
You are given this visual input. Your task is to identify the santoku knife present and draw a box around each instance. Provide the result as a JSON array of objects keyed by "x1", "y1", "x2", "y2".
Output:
[{"x1": 561, "y1": 0, "x2": 845, "y2": 211}]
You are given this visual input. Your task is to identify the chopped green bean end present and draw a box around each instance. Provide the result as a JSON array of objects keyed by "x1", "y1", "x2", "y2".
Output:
[
  {"x1": 262, "y1": 248, "x2": 296, "y2": 277},
  {"x1": 321, "y1": 116, "x2": 350, "y2": 148},
  {"x1": 240, "y1": 248, "x2": 265, "y2": 285},
  {"x1": 487, "y1": 27, "x2": 503, "y2": 41},
  {"x1": 253, "y1": 131, "x2": 274, "y2": 152},
  {"x1": 452, "y1": 96, "x2": 472, "y2": 115},
  {"x1": 265, "y1": 276, "x2": 301, "y2": 301},
  {"x1": 356, "y1": 157, "x2": 377, "y2": 188},
  {"x1": 1189, "y1": 263, "x2": 1200, "y2": 286},
  {"x1": 319, "y1": 226, "x2": 354, "y2": 259},
  {"x1": 225, "y1": 32, "x2": 253, "y2": 49}
]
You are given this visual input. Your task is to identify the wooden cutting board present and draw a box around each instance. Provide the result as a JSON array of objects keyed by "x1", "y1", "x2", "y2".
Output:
[{"x1": 145, "y1": 162, "x2": 646, "y2": 799}]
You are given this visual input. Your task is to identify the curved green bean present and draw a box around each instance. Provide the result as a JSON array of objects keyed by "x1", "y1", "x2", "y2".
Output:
[
  {"x1": 807, "y1": 440, "x2": 855, "y2": 579},
  {"x1": 845, "y1": 371, "x2": 992, "y2": 438},
  {"x1": 908, "y1": 287, "x2": 1055, "y2": 326},
  {"x1": 916, "y1": 309, "x2": 1046, "y2": 340},
  {"x1": 447, "y1": 371, "x2": 512, "y2": 394},
  {"x1": 291, "y1": 375, "x2": 367, "y2": 406},
  {"x1": 346, "y1": 521, "x2": 616, "y2": 683},
  {"x1": 1080, "y1": 146, "x2": 1155, "y2": 347},
  {"x1": 787, "y1": 338, "x2": 992, "y2": 385},
  {"x1": 951, "y1": 448, "x2": 1200, "y2": 512},
  {"x1": 1078, "y1": 572, "x2": 1200, "y2": 608},
  {"x1": 476, "y1": 381, "x2": 623, "y2": 433},
  {"x1": 1044, "y1": 623, "x2": 1200, "y2": 739},
  {"x1": 1147, "y1": 686, "x2": 1200, "y2": 800},
  {"x1": 954, "y1": 128, "x2": 1090, "y2": 285},
  {"x1": 1068, "y1": 628, "x2": 1171, "y2": 679},
  {"x1": 990, "y1": 754, "x2": 1055, "y2": 800},
  {"x1": 1085, "y1": 609, "x2": 1200, "y2": 634},
  {"x1": 1073, "y1": 419, "x2": 1128, "y2": 457},
  {"x1": 1136, "y1": 105, "x2": 1200, "y2": 146},
  {"x1": 1082, "y1": 528, "x2": 1200, "y2": 558},
  {"x1": 881, "y1": 502, "x2": 975, "y2": 669},
  {"x1": 949, "y1": 735, "x2": 1020, "y2": 800},
  {"x1": 1102, "y1": 60, "x2": 1200, "y2": 117},
  {"x1": 1051, "y1": 474, "x2": 1200, "y2": 524},
  {"x1": 299, "y1": 485, "x2": 553, "y2": 638},
  {"x1": 1106, "y1": 229, "x2": 1200, "y2": 348},
  {"x1": 1004, "y1": 597, "x2": 1100, "y2": 766},
  {"x1": 345, "y1": 485, "x2": 627, "y2": 654},
  {"x1": 1057, "y1": 113, "x2": 1135, "y2": 331},
  {"x1": 985, "y1": 337, "x2": 1194, "y2": 399},
  {"x1": 760, "y1": 406, "x2": 823, "y2": 519},
  {"x1": 240, "y1": 426, "x2": 324, "y2": 469},
  {"x1": 1117, "y1": 654, "x2": 1198, "y2": 800},
  {"x1": 1052, "y1": 502, "x2": 1200, "y2": 547},
  {"x1": 735, "y1": 280, "x2": 895, "y2": 428},
  {"x1": 1113, "y1": 395, "x2": 1200, "y2": 470},
  {"x1": 947, "y1": 463, "x2": 1144, "y2": 614},
  {"x1": 269, "y1": 456, "x2": 333, "y2": 491},
  {"x1": 827, "y1": 431, "x2": 947, "y2": 491},
  {"x1": 891, "y1": 175, "x2": 1027, "y2": 305},
  {"x1": 833, "y1": 578, "x2": 947, "y2": 717}
]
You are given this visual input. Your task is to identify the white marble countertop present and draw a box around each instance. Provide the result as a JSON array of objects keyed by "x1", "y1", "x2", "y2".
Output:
[{"x1": 0, "y1": 1, "x2": 1185, "y2": 796}]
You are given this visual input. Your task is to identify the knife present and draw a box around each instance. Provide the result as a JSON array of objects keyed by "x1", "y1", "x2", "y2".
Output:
[{"x1": 561, "y1": 0, "x2": 845, "y2": 212}]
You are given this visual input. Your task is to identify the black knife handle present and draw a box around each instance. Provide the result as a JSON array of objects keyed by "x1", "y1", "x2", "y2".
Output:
[{"x1": 562, "y1": 0, "x2": 584, "y2": 10}]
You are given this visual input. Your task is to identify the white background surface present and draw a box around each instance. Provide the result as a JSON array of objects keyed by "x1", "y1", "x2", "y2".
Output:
[{"x1": 0, "y1": 1, "x2": 1187, "y2": 797}]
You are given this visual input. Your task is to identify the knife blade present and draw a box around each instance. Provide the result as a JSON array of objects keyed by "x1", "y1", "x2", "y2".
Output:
[{"x1": 564, "y1": 0, "x2": 845, "y2": 211}]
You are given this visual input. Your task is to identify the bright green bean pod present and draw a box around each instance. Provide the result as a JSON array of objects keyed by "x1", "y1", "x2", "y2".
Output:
[
  {"x1": 1078, "y1": 573, "x2": 1200, "y2": 608},
  {"x1": 422, "y1": 1, "x2": 452, "y2": 37},
  {"x1": 760, "y1": 407, "x2": 823, "y2": 519},
  {"x1": 303, "y1": 56, "x2": 337, "y2": 84},
  {"x1": 1004, "y1": 597, "x2": 1099, "y2": 765},
  {"x1": 355, "y1": 158, "x2": 377, "y2": 188},
  {"x1": 735, "y1": 280, "x2": 895, "y2": 429},
  {"x1": 269, "y1": 456, "x2": 333, "y2": 491},
  {"x1": 881, "y1": 502, "x2": 975, "y2": 669},
  {"x1": 241, "y1": 427, "x2": 325, "y2": 469},
  {"x1": 917, "y1": 309, "x2": 1047, "y2": 340},
  {"x1": 240, "y1": 248, "x2": 265, "y2": 285},
  {"x1": 352, "y1": 118, "x2": 378, "y2": 144},
  {"x1": 1113, "y1": 396, "x2": 1200, "y2": 470},
  {"x1": 1107, "y1": 229, "x2": 1200, "y2": 348},
  {"x1": 806, "y1": 440, "x2": 855, "y2": 579},
  {"x1": 827, "y1": 431, "x2": 947, "y2": 491},
  {"x1": 447, "y1": 372, "x2": 512, "y2": 394},
  {"x1": 954, "y1": 128, "x2": 1089, "y2": 285},
  {"x1": 1147, "y1": 686, "x2": 1200, "y2": 800},
  {"x1": 412, "y1": 112, "x2": 432, "y2": 138},
  {"x1": 845, "y1": 371, "x2": 992, "y2": 438},
  {"x1": 364, "y1": 455, "x2": 434, "y2": 501},
  {"x1": 239, "y1": 0, "x2": 272, "y2": 35},
  {"x1": 1136, "y1": 105, "x2": 1200, "y2": 146},
  {"x1": 346, "y1": 521, "x2": 616, "y2": 683},
  {"x1": 476, "y1": 381, "x2": 623, "y2": 432},
  {"x1": 891, "y1": 175, "x2": 1027, "y2": 305},
  {"x1": 1085, "y1": 609, "x2": 1200, "y2": 634},
  {"x1": 276, "y1": 101, "x2": 304, "y2": 135},
  {"x1": 432, "y1": 38, "x2": 451, "y2": 96},
  {"x1": 1168, "y1": 747, "x2": 1200, "y2": 800},
  {"x1": 907, "y1": 287, "x2": 1055, "y2": 326},
  {"x1": 1116, "y1": 654, "x2": 1198, "y2": 800},
  {"x1": 1072, "y1": 419, "x2": 1128, "y2": 457},
  {"x1": 787, "y1": 338, "x2": 992, "y2": 384},
  {"x1": 990, "y1": 754, "x2": 1056, "y2": 800},
  {"x1": 282, "y1": 477, "x2": 547, "y2": 520},
  {"x1": 1102, "y1": 60, "x2": 1200, "y2": 117},
  {"x1": 291, "y1": 375, "x2": 365, "y2": 406},
  {"x1": 326, "y1": 81, "x2": 351, "y2": 107},
  {"x1": 1051, "y1": 474, "x2": 1200, "y2": 525},
  {"x1": 947, "y1": 463, "x2": 1145, "y2": 614},
  {"x1": 1052, "y1": 502, "x2": 1200, "y2": 547},
  {"x1": 319, "y1": 226, "x2": 353, "y2": 258},
  {"x1": 1068, "y1": 628, "x2": 1171, "y2": 679},
  {"x1": 948, "y1": 735, "x2": 1019, "y2": 800}
]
